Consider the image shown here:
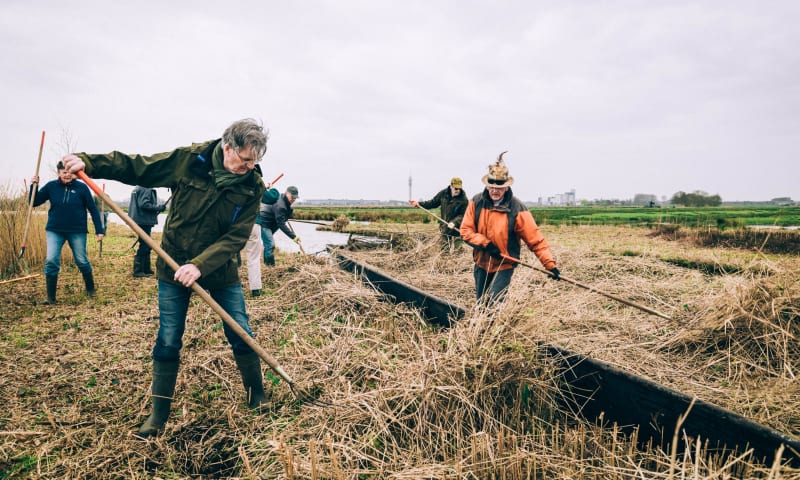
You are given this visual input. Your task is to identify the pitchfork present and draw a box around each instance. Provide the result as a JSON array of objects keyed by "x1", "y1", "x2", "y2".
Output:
[
  {"x1": 76, "y1": 170, "x2": 333, "y2": 407},
  {"x1": 17, "y1": 131, "x2": 46, "y2": 273}
]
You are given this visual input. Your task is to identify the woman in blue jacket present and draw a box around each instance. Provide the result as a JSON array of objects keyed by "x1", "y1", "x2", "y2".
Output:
[{"x1": 31, "y1": 161, "x2": 105, "y2": 304}]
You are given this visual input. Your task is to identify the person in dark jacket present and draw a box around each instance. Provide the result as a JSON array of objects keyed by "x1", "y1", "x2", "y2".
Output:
[
  {"x1": 259, "y1": 186, "x2": 301, "y2": 266},
  {"x1": 410, "y1": 177, "x2": 468, "y2": 252},
  {"x1": 129, "y1": 186, "x2": 167, "y2": 277},
  {"x1": 61, "y1": 118, "x2": 269, "y2": 438},
  {"x1": 30, "y1": 161, "x2": 105, "y2": 304}
]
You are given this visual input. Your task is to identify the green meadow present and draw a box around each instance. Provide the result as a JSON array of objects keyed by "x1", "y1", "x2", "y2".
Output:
[{"x1": 293, "y1": 205, "x2": 800, "y2": 228}]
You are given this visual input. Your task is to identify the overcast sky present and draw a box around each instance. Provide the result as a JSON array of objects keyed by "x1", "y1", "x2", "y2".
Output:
[{"x1": 2, "y1": 0, "x2": 798, "y2": 204}]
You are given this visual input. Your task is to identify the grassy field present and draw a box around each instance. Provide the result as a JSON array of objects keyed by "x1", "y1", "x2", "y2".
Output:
[{"x1": 294, "y1": 204, "x2": 800, "y2": 228}]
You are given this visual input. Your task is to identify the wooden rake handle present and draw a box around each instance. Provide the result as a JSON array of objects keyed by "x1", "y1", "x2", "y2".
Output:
[
  {"x1": 501, "y1": 253, "x2": 673, "y2": 321},
  {"x1": 19, "y1": 131, "x2": 46, "y2": 256},
  {"x1": 414, "y1": 203, "x2": 449, "y2": 226},
  {"x1": 75, "y1": 170, "x2": 295, "y2": 385}
]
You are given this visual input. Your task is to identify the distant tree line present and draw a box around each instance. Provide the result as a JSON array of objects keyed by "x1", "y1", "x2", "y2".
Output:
[{"x1": 670, "y1": 190, "x2": 722, "y2": 207}]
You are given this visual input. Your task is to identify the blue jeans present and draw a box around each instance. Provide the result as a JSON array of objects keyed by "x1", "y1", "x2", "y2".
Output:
[
  {"x1": 154, "y1": 280, "x2": 255, "y2": 361},
  {"x1": 474, "y1": 265, "x2": 515, "y2": 305},
  {"x1": 260, "y1": 226, "x2": 275, "y2": 263},
  {"x1": 45, "y1": 230, "x2": 92, "y2": 276}
]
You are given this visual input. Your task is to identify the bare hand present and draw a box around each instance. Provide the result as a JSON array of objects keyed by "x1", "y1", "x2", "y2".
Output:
[
  {"x1": 31, "y1": 175, "x2": 40, "y2": 184},
  {"x1": 96, "y1": 234, "x2": 104, "y2": 242},
  {"x1": 61, "y1": 154, "x2": 85, "y2": 173},
  {"x1": 174, "y1": 263, "x2": 201, "y2": 287},
  {"x1": 409, "y1": 200, "x2": 419, "y2": 207}
]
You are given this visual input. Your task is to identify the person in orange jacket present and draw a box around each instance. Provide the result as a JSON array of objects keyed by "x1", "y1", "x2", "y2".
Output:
[{"x1": 460, "y1": 151, "x2": 560, "y2": 304}]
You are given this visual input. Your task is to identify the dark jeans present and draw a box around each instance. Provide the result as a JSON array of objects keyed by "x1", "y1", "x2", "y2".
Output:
[
  {"x1": 135, "y1": 224, "x2": 153, "y2": 260},
  {"x1": 473, "y1": 265, "x2": 515, "y2": 305},
  {"x1": 261, "y1": 226, "x2": 275, "y2": 263},
  {"x1": 154, "y1": 280, "x2": 255, "y2": 361}
]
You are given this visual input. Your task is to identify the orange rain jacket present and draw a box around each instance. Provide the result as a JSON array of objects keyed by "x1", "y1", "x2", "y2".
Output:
[{"x1": 460, "y1": 188, "x2": 556, "y2": 273}]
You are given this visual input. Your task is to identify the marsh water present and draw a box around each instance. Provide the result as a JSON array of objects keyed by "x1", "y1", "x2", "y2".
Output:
[{"x1": 107, "y1": 214, "x2": 352, "y2": 254}]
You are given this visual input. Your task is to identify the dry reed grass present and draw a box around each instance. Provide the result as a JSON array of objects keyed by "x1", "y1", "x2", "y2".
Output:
[
  {"x1": 649, "y1": 223, "x2": 800, "y2": 255},
  {"x1": 342, "y1": 224, "x2": 800, "y2": 440},
  {"x1": 330, "y1": 215, "x2": 350, "y2": 232},
  {"x1": 1, "y1": 224, "x2": 798, "y2": 478},
  {"x1": 0, "y1": 183, "x2": 48, "y2": 278}
]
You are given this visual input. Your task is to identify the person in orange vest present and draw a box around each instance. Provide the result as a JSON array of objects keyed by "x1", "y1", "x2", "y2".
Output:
[{"x1": 460, "y1": 152, "x2": 560, "y2": 304}]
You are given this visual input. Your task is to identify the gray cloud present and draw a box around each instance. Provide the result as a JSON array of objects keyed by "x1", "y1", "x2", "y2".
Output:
[{"x1": 1, "y1": 0, "x2": 798, "y2": 204}]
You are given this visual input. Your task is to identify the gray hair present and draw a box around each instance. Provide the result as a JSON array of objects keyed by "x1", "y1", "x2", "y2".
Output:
[{"x1": 222, "y1": 118, "x2": 269, "y2": 161}]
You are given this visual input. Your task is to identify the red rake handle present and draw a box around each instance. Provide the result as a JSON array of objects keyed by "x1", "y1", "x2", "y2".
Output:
[
  {"x1": 268, "y1": 172, "x2": 284, "y2": 187},
  {"x1": 75, "y1": 170, "x2": 296, "y2": 385}
]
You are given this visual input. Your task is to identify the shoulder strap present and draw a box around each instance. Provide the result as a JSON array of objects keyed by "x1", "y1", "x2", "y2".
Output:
[{"x1": 472, "y1": 193, "x2": 484, "y2": 232}]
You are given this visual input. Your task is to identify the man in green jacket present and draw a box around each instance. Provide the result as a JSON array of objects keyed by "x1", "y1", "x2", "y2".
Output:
[{"x1": 61, "y1": 118, "x2": 269, "y2": 438}]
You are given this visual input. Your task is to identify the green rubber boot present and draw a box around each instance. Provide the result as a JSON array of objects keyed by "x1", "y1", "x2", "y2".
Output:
[
  {"x1": 82, "y1": 271, "x2": 96, "y2": 297},
  {"x1": 234, "y1": 352, "x2": 268, "y2": 409},
  {"x1": 138, "y1": 360, "x2": 179, "y2": 438},
  {"x1": 43, "y1": 275, "x2": 58, "y2": 305}
]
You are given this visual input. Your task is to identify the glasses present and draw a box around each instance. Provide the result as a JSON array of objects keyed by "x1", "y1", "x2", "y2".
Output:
[
  {"x1": 233, "y1": 147, "x2": 259, "y2": 165},
  {"x1": 486, "y1": 177, "x2": 506, "y2": 185}
]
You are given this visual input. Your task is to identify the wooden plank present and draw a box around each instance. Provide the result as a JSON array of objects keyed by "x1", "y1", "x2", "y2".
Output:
[
  {"x1": 331, "y1": 250, "x2": 464, "y2": 327},
  {"x1": 544, "y1": 344, "x2": 800, "y2": 467}
]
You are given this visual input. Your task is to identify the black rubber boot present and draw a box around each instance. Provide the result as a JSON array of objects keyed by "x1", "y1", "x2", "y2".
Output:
[
  {"x1": 143, "y1": 256, "x2": 154, "y2": 275},
  {"x1": 264, "y1": 255, "x2": 275, "y2": 267},
  {"x1": 44, "y1": 275, "x2": 58, "y2": 304},
  {"x1": 234, "y1": 352, "x2": 268, "y2": 409},
  {"x1": 133, "y1": 257, "x2": 148, "y2": 278},
  {"x1": 138, "y1": 360, "x2": 179, "y2": 438},
  {"x1": 82, "y1": 271, "x2": 96, "y2": 297}
]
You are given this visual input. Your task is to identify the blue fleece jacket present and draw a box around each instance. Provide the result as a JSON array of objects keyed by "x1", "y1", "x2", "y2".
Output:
[{"x1": 31, "y1": 179, "x2": 105, "y2": 234}]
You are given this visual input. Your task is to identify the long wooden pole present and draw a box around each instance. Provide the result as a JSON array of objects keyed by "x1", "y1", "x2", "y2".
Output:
[
  {"x1": 500, "y1": 253, "x2": 673, "y2": 321},
  {"x1": 19, "y1": 131, "x2": 46, "y2": 260},
  {"x1": 98, "y1": 183, "x2": 105, "y2": 257},
  {"x1": 75, "y1": 170, "x2": 296, "y2": 385},
  {"x1": 288, "y1": 219, "x2": 328, "y2": 226},
  {"x1": 414, "y1": 204, "x2": 449, "y2": 226},
  {"x1": 286, "y1": 221, "x2": 306, "y2": 254},
  {"x1": 0, "y1": 274, "x2": 40, "y2": 286}
]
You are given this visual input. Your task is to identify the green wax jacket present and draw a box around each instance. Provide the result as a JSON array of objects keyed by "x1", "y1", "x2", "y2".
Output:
[
  {"x1": 78, "y1": 140, "x2": 265, "y2": 289},
  {"x1": 418, "y1": 186, "x2": 469, "y2": 237}
]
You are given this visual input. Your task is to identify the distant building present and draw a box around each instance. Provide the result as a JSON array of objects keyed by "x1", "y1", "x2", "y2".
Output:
[
  {"x1": 538, "y1": 189, "x2": 576, "y2": 206},
  {"x1": 770, "y1": 197, "x2": 794, "y2": 206}
]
